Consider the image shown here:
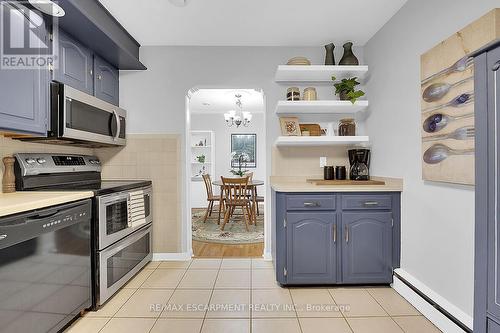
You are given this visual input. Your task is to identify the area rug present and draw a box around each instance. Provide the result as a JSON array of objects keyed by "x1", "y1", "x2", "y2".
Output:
[{"x1": 192, "y1": 207, "x2": 264, "y2": 245}]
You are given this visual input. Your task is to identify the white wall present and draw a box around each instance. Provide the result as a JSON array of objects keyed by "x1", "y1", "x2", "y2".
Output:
[
  {"x1": 120, "y1": 45, "x2": 364, "y2": 256},
  {"x1": 364, "y1": 0, "x2": 499, "y2": 320},
  {"x1": 191, "y1": 113, "x2": 266, "y2": 181}
]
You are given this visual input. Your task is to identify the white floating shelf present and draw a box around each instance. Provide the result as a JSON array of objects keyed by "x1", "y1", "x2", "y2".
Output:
[
  {"x1": 275, "y1": 100, "x2": 368, "y2": 115},
  {"x1": 191, "y1": 145, "x2": 212, "y2": 148},
  {"x1": 275, "y1": 136, "x2": 369, "y2": 147},
  {"x1": 275, "y1": 65, "x2": 368, "y2": 83},
  {"x1": 191, "y1": 162, "x2": 212, "y2": 165}
]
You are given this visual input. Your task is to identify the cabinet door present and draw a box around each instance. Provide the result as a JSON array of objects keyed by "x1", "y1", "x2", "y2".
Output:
[
  {"x1": 54, "y1": 30, "x2": 93, "y2": 95},
  {"x1": 489, "y1": 319, "x2": 500, "y2": 333},
  {"x1": 286, "y1": 212, "x2": 336, "y2": 284},
  {"x1": 487, "y1": 45, "x2": 500, "y2": 321},
  {"x1": 0, "y1": 4, "x2": 49, "y2": 135},
  {"x1": 342, "y1": 212, "x2": 393, "y2": 284},
  {"x1": 94, "y1": 55, "x2": 119, "y2": 106}
]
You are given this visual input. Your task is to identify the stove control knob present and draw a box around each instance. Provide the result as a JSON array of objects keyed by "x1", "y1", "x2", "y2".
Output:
[
  {"x1": 25, "y1": 158, "x2": 36, "y2": 165},
  {"x1": 37, "y1": 158, "x2": 46, "y2": 164}
]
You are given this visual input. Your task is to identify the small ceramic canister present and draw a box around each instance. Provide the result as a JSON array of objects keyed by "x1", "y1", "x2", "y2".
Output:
[
  {"x1": 303, "y1": 87, "x2": 317, "y2": 101},
  {"x1": 287, "y1": 87, "x2": 300, "y2": 101}
]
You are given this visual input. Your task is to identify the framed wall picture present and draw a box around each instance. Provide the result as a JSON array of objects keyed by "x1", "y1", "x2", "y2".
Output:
[
  {"x1": 279, "y1": 117, "x2": 301, "y2": 136},
  {"x1": 231, "y1": 134, "x2": 257, "y2": 168}
]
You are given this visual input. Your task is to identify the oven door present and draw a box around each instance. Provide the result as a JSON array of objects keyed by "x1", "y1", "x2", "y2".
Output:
[
  {"x1": 60, "y1": 84, "x2": 126, "y2": 146},
  {"x1": 98, "y1": 192, "x2": 130, "y2": 250},
  {"x1": 98, "y1": 225, "x2": 152, "y2": 306},
  {"x1": 98, "y1": 187, "x2": 152, "y2": 250}
]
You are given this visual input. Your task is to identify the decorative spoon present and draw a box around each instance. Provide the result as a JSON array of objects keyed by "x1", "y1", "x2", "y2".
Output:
[
  {"x1": 422, "y1": 126, "x2": 475, "y2": 142},
  {"x1": 421, "y1": 56, "x2": 473, "y2": 85},
  {"x1": 422, "y1": 92, "x2": 474, "y2": 114},
  {"x1": 422, "y1": 77, "x2": 473, "y2": 102},
  {"x1": 423, "y1": 144, "x2": 474, "y2": 164},
  {"x1": 422, "y1": 113, "x2": 473, "y2": 133}
]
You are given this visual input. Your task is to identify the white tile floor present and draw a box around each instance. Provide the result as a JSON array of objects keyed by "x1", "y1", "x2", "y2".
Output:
[{"x1": 65, "y1": 259, "x2": 441, "y2": 333}]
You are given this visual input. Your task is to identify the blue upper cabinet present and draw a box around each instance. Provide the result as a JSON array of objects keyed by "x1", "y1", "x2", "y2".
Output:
[
  {"x1": 342, "y1": 212, "x2": 393, "y2": 284},
  {"x1": 286, "y1": 212, "x2": 337, "y2": 284},
  {"x1": 0, "y1": 4, "x2": 50, "y2": 136},
  {"x1": 94, "y1": 55, "x2": 119, "y2": 106},
  {"x1": 54, "y1": 30, "x2": 93, "y2": 95}
]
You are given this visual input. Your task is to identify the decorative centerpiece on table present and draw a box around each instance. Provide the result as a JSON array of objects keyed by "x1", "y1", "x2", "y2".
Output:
[
  {"x1": 230, "y1": 152, "x2": 249, "y2": 177},
  {"x1": 331, "y1": 76, "x2": 365, "y2": 104}
]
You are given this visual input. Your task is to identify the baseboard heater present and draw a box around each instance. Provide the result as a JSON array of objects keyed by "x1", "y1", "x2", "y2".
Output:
[{"x1": 393, "y1": 272, "x2": 471, "y2": 333}]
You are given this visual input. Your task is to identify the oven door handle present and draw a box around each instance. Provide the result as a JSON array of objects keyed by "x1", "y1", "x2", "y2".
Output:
[
  {"x1": 100, "y1": 193, "x2": 130, "y2": 206},
  {"x1": 112, "y1": 110, "x2": 121, "y2": 141}
]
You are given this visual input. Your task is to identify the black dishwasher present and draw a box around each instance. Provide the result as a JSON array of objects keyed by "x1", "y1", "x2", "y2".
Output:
[{"x1": 0, "y1": 199, "x2": 92, "y2": 333}]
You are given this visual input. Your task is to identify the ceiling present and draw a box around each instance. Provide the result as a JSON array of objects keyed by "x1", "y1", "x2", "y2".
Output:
[
  {"x1": 189, "y1": 89, "x2": 264, "y2": 114},
  {"x1": 99, "y1": 0, "x2": 407, "y2": 46}
]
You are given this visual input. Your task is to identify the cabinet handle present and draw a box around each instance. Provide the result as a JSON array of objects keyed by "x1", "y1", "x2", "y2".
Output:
[
  {"x1": 89, "y1": 69, "x2": 93, "y2": 76},
  {"x1": 363, "y1": 201, "x2": 379, "y2": 206},
  {"x1": 303, "y1": 202, "x2": 320, "y2": 207},
  {"x1": 345, "y1": 225, "x2": 349, "y2": 243},
  {"x1": 333, "y1": 224, "x2": 337, "y2": 243},
  {"x1": 97, "y1": 74, "x2": 103, "y2": 80}
]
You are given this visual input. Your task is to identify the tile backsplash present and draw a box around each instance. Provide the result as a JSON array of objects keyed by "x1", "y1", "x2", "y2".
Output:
[
  {"x1": 94, "y1": 134, "x2": 181, "y2": 253},
  {"x1": 272, "y1": 146, "x2": 350, "y2": 177},
  {"x1": 0, "y1": 134, "x2": 182, "y2": 254}
]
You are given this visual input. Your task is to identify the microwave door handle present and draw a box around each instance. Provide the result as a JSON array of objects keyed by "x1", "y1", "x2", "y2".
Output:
[{"x1": 112, "y1": 110, "x2": 120, "y2": 141}]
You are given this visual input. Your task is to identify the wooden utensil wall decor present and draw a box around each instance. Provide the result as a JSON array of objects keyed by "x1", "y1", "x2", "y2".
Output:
[{"x1": 420, "y1": 9, "x2": 500, "y2": 185}]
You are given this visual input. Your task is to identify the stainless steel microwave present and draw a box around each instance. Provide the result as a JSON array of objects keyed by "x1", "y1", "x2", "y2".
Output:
[{"x1": 20, "y1": 82, "x2": 126, "y2": 147}]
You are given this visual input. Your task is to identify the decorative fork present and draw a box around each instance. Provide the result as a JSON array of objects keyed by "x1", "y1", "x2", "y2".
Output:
[{"x1": 423, "y1": 126, "x2": 475, "y2": 142}]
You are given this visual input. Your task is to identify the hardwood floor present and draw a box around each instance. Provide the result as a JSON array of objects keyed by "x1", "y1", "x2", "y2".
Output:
[{"x1": 192, "y1": 240, "x2": 264, "y2": 258}]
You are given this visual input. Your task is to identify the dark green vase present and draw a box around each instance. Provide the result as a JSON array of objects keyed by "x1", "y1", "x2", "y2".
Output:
[
  {"x1": 339, "y1": 42, "x2": 359, "y2": 65},
  {"x1": 324, "y1": 43, "x2": 335, "y2": 65}
]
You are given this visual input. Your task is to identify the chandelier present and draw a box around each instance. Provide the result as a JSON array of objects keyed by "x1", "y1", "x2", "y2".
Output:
[{"x1": 224, "y1": 94, "x2": 252, "y2": 127}]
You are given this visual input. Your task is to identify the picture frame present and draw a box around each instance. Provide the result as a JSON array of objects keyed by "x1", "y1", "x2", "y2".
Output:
[
  {"x1": 231, "y1": 134, "x2": 257, "y2": 168},
  {"x1": 280, "y1": 117, "x2": 302, "y2": 136}
]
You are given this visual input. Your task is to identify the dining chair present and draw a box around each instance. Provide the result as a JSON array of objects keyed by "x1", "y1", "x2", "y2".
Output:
[
  {"x1": 202, "y1": 174, "x2": 224, "y2": 224},
  {"x1": 220, "y1": 176, "x2": 252, "y2": 231},
  {"x1": 245, "y1": 172, "x2": 264, "y2": 220}
]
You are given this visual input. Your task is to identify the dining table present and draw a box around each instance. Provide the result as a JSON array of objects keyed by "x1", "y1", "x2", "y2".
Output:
[{"x1": 212, "y1": 179, "x2": 264, "y2": 225}]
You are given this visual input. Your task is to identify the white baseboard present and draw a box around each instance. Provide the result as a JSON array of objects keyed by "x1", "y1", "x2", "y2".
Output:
[
  {"x1": 393, "y1": 269, "x2": 471, "y2": 333},
  {"x1": 152, "y1": 252, "x2": 192, "y2": 261}
]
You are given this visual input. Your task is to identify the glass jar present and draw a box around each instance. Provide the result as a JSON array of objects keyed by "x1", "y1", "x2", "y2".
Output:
[
  {"x1": 338, "y1": 118, "x2": 356, "y2": 136},
  {"x1": 286, "y1": 87, "x2": 300, "y2": 101}
]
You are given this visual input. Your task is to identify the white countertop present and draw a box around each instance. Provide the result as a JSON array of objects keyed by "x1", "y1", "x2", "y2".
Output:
[
  {"x1": 270, "y1": 176, "x2": 403, "y2": 193},
  {"x1": 0, "y1": 191, "x2": 95, "y2": 218}
]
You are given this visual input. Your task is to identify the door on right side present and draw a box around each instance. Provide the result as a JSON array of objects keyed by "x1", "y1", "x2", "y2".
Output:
[{"x1": 341, "y1": 212, "x2": 393, "y2": 284}]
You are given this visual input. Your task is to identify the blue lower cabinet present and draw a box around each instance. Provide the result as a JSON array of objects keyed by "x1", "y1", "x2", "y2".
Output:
[
  {"x1": 489, "y1": 319, "x2": 500, "y2": 333},
  {"x1": 276, "y1": 192, "x2": 400, "y2": 286},
  {"x1": 286, "y1": 212, "x2": 337, "y2": 284},
  {"x1": 342, "y1": 212, "x2": 393, "y2": 284}
]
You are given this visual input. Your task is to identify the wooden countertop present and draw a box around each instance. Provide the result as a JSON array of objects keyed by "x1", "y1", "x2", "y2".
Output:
[
  {"x1": 0, "y1": 191, "x2": 95, "y2": 218},
  {"x1": 270, "y1": 176, "x2": 403, "y2": 192}
]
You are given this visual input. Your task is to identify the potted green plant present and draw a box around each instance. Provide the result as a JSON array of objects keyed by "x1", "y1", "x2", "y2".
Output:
[
  {"x1": 331, "y1": 76, "x2": 365, "y2": 104},
  {"x1": 196, "y1": 155, "x2": 206, "y2": 163},
  {"x1": 230, "y1": 152, "x2": 249, "y2": 177}
]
